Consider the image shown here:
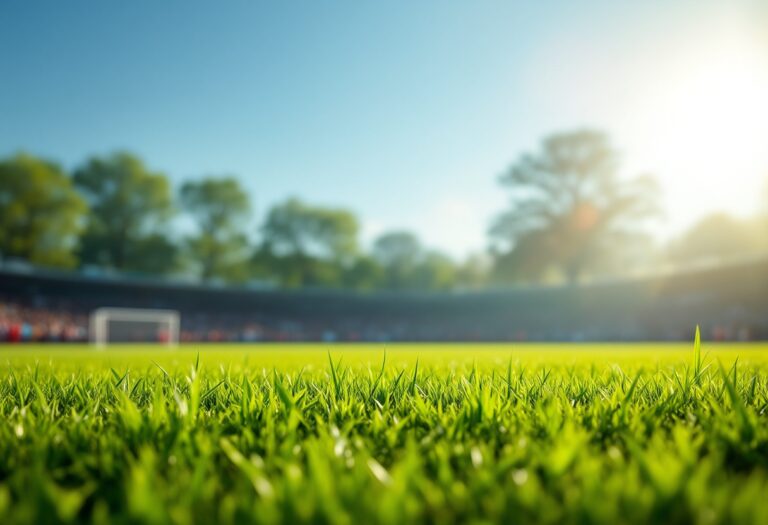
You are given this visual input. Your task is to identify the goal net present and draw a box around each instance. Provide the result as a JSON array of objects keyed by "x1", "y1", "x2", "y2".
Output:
[{"x1": 89, "y1": 307, "x2": 180, "y2": 347}]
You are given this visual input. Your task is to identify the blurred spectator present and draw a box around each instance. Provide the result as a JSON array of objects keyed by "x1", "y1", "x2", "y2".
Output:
[
  {"x1": 0, "y1": 300, "x2": 88, "y2": 342},
  {"x1": 0, "y1": 256, "x2": 766, "y2": 343}
]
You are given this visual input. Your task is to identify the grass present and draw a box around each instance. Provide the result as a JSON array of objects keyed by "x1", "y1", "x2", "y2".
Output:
[{"x1": 0, "y1": 341, "x2": 767, "y2": 524}]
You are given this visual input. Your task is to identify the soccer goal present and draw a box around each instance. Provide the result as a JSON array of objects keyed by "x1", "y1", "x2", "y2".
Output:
[{"x1": 89, "y1": 307, "x2": 180, "y2": 348}]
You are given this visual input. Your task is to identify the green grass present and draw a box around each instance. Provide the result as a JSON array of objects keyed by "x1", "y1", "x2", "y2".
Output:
[{"x1": 1, "y1": 342, "x2": 768, "y2": 524}]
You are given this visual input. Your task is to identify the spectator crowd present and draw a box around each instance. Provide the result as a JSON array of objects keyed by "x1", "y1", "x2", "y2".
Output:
[
  {"x1": 1, "y1": 256, "x2": 767, "y2": 344},
  {"x1": 0, "y1": 300, "x2": 88, "y2": 342}
]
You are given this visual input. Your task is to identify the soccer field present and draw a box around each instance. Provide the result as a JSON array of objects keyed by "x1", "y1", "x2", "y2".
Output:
[{"x1": 1, "y1": 342, "x2": 768, "y2": 524}]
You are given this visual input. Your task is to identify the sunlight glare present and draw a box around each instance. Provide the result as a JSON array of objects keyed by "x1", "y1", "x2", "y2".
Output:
[{"x1": 644, "y1": 31, "x2": 768, "y2": 221}]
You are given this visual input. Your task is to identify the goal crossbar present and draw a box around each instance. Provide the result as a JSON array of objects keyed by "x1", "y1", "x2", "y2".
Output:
[{"x1": 89, "y1": 307, "x2": 180, "y2": 348}]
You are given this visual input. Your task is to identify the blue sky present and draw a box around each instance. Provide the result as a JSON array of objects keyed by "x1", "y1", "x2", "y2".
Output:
[{"x1": 2, "y1": 1, "x2": 767, "y2": 257}]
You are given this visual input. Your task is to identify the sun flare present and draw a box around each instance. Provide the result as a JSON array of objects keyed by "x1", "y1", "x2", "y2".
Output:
[{"x1": 638, "y1": 30, "x2": 768, "y2": 221}]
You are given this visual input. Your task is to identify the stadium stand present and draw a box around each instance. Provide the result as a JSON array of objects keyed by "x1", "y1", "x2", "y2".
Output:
[{"x1": 1, "y1": 258, "x2": 767, "y2": 343}]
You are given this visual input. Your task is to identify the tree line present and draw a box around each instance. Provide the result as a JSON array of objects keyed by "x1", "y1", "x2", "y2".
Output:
[
  {"x1": 1, "y1": 130, "x2": 766, "y2": 290},
  {"x1": 0, "y1": 152, "x2": 485, "y2": 290}
]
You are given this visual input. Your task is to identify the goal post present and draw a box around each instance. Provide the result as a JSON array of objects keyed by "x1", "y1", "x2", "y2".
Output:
[{"x1": 89, "y1": 307, "x2": 180, "y2": 348}]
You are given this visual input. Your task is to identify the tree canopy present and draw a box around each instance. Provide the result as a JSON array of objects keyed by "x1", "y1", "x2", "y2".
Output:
[
  {"x1": 490, "y1": 130, "x2": 659, "y2": 283},
  {"x1": 257, "y1": 198, "x2": 360, "y2": 287},
  {"x1": 0, "y1": 154, "x2": 87, "y2": 268},
  {"x1": 668, "y1": 213, "x2": 766, "y2": 263},
  {"x1": 180, "y1": 177, "x2": 251, "y2": 281},
  {"x1": 73, "y1": 152, "x2": 173, "y2": 271},
  {"x1": 372, "y1": 232, "x2": 458, "y2": 290},
  {"x1": 3, "y1": 129, "x2": 722, "y2": 291},
  {"x1": 373, "y1": 231, "x2": 422, "y2": 290},
  {"x1": 261, "y1": 198, "x2": 359, "y2": 260}
]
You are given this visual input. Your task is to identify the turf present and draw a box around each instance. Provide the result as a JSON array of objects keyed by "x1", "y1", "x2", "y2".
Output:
[{"x1": 1, "y1": 342, "x2": 768, "y2": 524}]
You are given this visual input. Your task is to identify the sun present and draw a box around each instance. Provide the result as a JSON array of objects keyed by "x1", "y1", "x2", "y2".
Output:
[
  {"x1": 634, "y1": 28, "x2": 768, "y2": 225},
  {"x1": 658, "y1": 50, "x2": 766, "y2": 176}
]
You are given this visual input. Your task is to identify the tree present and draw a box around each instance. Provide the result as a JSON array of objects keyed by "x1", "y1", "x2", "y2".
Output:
[
  {"x1": 261, "y1": 198, "x2": 359, "y2": 261},
  {"x1": 259, "y1": 198, "x2": 360, "y2": 287},
  {"x1": 668, "y1": 213, "x2": 765, "y2": 263},
  {"x1": 372, "y1": 231, "x2": 423, "y2": 290},
  {"x1": 762, "y1": 178, "x2": 768, "y2": 223},
  {"x1": 412, "y1": 251, "x2": 457, "y2": 290},
  {"x1": 341, "y1": 255, "x2": 384, "y2": 291},
  {"x1": 126, "y1": 234, "x2": 182, "y2": 275},
  {"x1": 455, "y1": 253, "x2": 492, "y2": 289},
  {"x1": 73, "y1": 152, "x2": 174, "y2": 271},
  {"x1": 490, "y1": 231, "x2": 556, "y2": 284},
  {"x1": 371, "y1": 232, "x2": 460, "y2": 291},
  {"x1": 180, "y1": 177, "x2": 251, "y2": 281},
  {"x1": 490, "y1": 130, "x2": 659, "y2": 283},
  {"x1": 0, "y1": 153, "x2": 87, "y2": 268},
  {"x1": 372, "y1": 231, "x2": 421, "y2": 268}
]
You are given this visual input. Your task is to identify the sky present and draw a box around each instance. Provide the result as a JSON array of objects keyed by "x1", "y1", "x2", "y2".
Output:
[{"x1": 2, "y1": 0, "x2": 767, "y2": 258}]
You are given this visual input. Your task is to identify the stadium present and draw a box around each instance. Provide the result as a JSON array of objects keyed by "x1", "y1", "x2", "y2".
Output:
[
  {"x1": 2, "y1": 257, "x2": 767, "y2": 344},
  {"x1": 2, "y1": 1, "x2": 768, "y2": 524}
]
